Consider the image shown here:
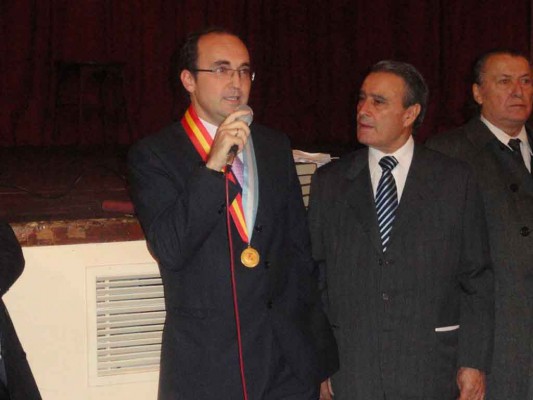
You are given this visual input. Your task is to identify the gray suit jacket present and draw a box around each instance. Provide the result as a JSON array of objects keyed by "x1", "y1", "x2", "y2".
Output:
[
  {"x1": 427, "y1": 118, "x2": 533, "y2": 400},
  {"x1": 309, "y1": 144, "x2": 494, "y2": 399}
]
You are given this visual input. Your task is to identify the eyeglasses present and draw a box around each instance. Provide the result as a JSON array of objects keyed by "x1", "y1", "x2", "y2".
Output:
[{"x1": 193, "y1": 66, "x2": 255, "y2": 82}]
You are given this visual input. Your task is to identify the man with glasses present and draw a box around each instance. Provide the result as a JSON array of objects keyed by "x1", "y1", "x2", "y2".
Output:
[{"x1": 128, "y1": 28, "x2": 338, "y2": 400}]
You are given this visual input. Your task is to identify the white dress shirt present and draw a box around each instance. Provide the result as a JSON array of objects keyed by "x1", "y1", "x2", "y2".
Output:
[{"x1": 368, "y1": 135, "x2": 415, "y2": 201}]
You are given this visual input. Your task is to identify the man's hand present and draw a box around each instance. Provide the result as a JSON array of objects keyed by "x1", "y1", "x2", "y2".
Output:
[
  {"x1": 457, "y1": 367, "x2": 485, "y2": 400},
  {"x1": 205, "y1": 109, "x2": 252, "y2": 172},
  {"x1": 319, "y1": 378, "x2": 334, "y2": 400}
]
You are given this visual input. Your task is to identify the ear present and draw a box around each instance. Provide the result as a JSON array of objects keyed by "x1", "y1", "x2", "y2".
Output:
[
  {"x1": 472, "y1": 83, "x2": 483, "y2": 105},
  {"x1": 180, "y1": 70, "x2": 196, "y2": 94},
  {"x1": 403, "y1": 103, "x2": 421, "y2": 128}
]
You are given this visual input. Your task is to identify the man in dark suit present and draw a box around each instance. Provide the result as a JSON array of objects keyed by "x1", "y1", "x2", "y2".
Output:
[
  {"x1": 128, "y1": 28, "x2": 338, "y2": 400},
  {"x1": 426, "y1": 49, "x2": 533, "y2": 399},
  {"x1": 0, "y1": 222, "x2": 41, "y2": 400},
  {"x1": 308, "y1": 61, "x2": 494, "y2": 400}
]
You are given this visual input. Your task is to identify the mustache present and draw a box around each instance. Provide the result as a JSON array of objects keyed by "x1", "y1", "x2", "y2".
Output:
[{"x1": 358, "y1": 116, "x2": 373, "y2": 125}]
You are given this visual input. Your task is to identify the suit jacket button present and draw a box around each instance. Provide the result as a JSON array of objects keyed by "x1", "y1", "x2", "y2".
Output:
[
  {"x1": 378, "y1": 259, "x2": 383, "y2": 266},
  {"x1": 264, "y1": 260, "x2": 270, "y2": 269},
  {"x1": 217, "y1": 204, "x2": 226, "y2": 214},
  {"x1": 521, "y1": 226, "x2": 530, "y2": 237},
  {"x1": 254, "y1": 225, "x2": 263, "y2": 232},
  {"x1": 266, "y1": 300, "x2": 273, "y2": 309},
  {"x1": 510, "y1": 183, "x2": 519, "y2": 192}
]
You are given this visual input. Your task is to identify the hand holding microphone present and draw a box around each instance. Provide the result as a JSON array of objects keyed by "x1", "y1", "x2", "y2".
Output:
[
  {"x1": 226, "y1": 104, "x2": 253, "y2": 165},
  {"x1": 206, "y1": 105, "x2": 254, "y2": 171}
]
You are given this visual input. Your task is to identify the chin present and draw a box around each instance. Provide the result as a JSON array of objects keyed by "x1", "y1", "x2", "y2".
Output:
[{"x1": 357, "y1": 132, "x2": 374, "y2": 147}]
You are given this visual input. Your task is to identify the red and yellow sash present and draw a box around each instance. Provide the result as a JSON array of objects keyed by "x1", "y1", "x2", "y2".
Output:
[{"x1": 181, "y1": 106, "x2": 249, "y2": 243}]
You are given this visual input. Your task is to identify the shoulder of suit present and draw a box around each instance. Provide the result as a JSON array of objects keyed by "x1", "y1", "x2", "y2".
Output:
[
  {"x1": 128, "y1": 121, "x2": 191, "y2": 161},
  {"x1": 133, "y1": 122, "x2": 186, "y2": 150},
  {"x1": 418, "y1": 144, "x2": 475, "y2": 178},
  {"x1": 425, "y1": 118, "x2": 487, "y2": 160},
  {"x1": 426, "y1": 124, "x2": 470, "y2": 148},
  {"x1": 251, "y1": 123, "x2": 291, "y2": 147},
  {"x1": 315, "y1": 148, "x2": 366, "y2": 177}
]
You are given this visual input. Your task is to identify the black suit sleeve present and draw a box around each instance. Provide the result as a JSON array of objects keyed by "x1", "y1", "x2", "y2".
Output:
[
  {"x1": 128, "y1": 139, "x2": 239, "y2": 271},
  {"x1": 0, "y1": 222, "x2": 24, "y2": 297},
  {"x1": 457, "y1": 170, "x2": 494, "y2": 372},
  {"x1": 284, "y1": 151, "x2": 339, "y2": 380}
]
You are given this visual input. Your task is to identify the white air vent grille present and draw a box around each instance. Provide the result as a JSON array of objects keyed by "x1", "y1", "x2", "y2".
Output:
[{"x1": 95, "y1": 273, "x2": 165, "y2": 377}]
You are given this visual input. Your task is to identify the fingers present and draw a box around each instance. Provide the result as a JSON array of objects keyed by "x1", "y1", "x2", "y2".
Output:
[
  {"x1": 327, "y1": 379, "x2": 334, "y2": 396},
  {"x1": 216, "y1": 124, "x2": 249, "y2": 153},
  {"x1": 224, "y1": 108, "x2": 253, "y2": 126},
  {"x1": 456, "y1": 368, "x2": 485, "y2": 400},
  {"x1": 319, "y1": 379, "x2": 334, "y2": 400},
  {"x1": 205, "y1": 110, "x2": 251, "y2": 171}
]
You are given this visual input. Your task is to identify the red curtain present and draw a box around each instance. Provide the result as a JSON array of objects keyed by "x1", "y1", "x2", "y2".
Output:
[{"x1": 1, "y1": 0, "x2": 530, "y2": 147}]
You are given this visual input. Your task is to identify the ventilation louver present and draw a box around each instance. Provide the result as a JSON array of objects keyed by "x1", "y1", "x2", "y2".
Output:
[{"x1": 95, "y1": 273, "x2": 165, "y2": 378}]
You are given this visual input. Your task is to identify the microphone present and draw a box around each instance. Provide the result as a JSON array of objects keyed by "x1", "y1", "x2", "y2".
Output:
[
  {"x1": 227, "y1": 104, "x2": 254, "y2": 166},
  {"x1": 236, "y1": 104, "x2": 253, "y2": 126}
]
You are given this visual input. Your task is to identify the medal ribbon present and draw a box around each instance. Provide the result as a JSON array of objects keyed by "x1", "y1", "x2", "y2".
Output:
[{"x1": 181, "y1": 106, "x2": 249, "y2": 243}]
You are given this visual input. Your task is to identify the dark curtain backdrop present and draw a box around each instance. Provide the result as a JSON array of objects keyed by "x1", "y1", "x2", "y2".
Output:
[{"x1": 1, "y1": 0, "x2": 531, "y2": 148}]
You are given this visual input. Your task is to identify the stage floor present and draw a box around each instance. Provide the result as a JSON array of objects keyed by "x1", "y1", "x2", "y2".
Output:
[{"x1": 0, "y1": 145, "x2": 132, "y2": 223}]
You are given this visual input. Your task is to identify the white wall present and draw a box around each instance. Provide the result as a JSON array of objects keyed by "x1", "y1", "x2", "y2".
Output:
[{"x1": 3, "y1": 241, "x2": 160, "y2": 400}]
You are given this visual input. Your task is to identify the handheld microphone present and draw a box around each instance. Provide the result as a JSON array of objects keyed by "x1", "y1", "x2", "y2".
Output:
[
  {"x1": 226, "y1": 105, "x2": 253, "y2": 166},
  {"x1": 236, "y1": 104, "x2": 253, "y2": 126}
]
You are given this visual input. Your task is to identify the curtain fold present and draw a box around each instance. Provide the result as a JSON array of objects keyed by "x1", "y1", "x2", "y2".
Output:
[{"x1": 1, "y1": 0, "x2": 530, "y2": 147}]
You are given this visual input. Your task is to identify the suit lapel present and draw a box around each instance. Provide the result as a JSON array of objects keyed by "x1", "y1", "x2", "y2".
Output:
[
  {"x1": 527, "y1": 128, "x2": 533, "y2": 178},
  {"x1": 386, "y1": 145, "x2": 437, "y2": 253},
  {"x1": 467, "y1": 118, "x2": 533, "y2": 195},
  {"x1": 344, "y1": 149, "x2": 383, "y2": 254},
  {"x1": 247, "y1": 127, "x2": 268, "y2": 243}
]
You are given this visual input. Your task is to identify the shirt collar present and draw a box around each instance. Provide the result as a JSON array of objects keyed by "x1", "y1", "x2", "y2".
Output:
[
  {"x1": 368, "y1": 135, "x2": 415, "y2": 170},
  {"x1": 480, "y1": 115, "x2": 529, "y2": 150},
  {"x1": 200, "y1": 118, "x2": 218, "y2": 140}
]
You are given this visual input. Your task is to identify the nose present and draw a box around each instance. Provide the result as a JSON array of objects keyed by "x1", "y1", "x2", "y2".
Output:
[
  {"x1": 229, "y1": 70, "x2": 243, "y2": 88},
  {"x1": 511, "y1": 80, "x2": 525, "y2": 98},
  {"x1": 357, "y1": 98, "x2": 369, "y2": 116}
]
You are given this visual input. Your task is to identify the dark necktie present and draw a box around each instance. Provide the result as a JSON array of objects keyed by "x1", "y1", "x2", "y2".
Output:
[
  {"x1": 376, "y1": 156, "x2": 399, "y2": 252},
  {"x1": 508, "y1": 138, "x2": 526, "y2": 168}
]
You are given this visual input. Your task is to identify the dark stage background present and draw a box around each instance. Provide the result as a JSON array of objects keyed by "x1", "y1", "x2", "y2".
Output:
[{"x1": 2, "y1": 0, "x2": 532, "y2": 150}]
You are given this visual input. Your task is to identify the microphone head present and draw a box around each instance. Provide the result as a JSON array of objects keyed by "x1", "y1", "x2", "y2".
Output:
[{"x1": 235, "y1": 104, "x2": 254, "y2": 126}]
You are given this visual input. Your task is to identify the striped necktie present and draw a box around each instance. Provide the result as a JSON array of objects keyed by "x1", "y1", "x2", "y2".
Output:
[{"x1": 376, "y1": 156, "x2": 399, "y2": 252}]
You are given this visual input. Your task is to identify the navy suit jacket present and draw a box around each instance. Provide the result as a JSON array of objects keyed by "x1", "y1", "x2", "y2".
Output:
[{"x1": 128, "y1": 121, "x2": 338, "y2": 400}]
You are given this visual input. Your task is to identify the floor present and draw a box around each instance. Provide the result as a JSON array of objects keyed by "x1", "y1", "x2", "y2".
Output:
[{"x1": 0, "y1": 145, "x2": 132, "y2": 223}]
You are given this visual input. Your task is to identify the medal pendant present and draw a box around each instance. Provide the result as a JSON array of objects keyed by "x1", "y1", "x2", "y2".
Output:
[{"x1": 241, "y1": 246, "x2": 260, "y2": 268}]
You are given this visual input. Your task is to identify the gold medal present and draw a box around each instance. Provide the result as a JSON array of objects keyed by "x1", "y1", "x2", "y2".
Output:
[{"x1": 241, "y1": 246, "x2": 260, "y2": 268}]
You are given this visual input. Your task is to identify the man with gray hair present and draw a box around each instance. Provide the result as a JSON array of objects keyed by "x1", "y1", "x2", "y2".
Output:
[
  {"x1": 309, "y1": 60, "x2": 494, "y2": 399},
  {"x1": 427, "y1": 49, "x2": 533, "y2": 399}
]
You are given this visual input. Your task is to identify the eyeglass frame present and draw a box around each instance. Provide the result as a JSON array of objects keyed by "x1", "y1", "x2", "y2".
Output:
[{"x1": 192, "y1": 66, "x2": 255, "y2": 82}]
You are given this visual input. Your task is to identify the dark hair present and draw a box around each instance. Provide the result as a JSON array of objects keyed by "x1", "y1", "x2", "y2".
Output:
[
  {"x1": 472, "y1": 48, "x2": 531, "y2": 85},
  {"x1": 178, "y1": 27, "x2": 239, "y2": 78},
  {"x1": 369, "y1": 60, "x2": 429, "y2": 131},
  {"x1": 169, "y1": 27, "x2": 243, "y2": 100}
]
